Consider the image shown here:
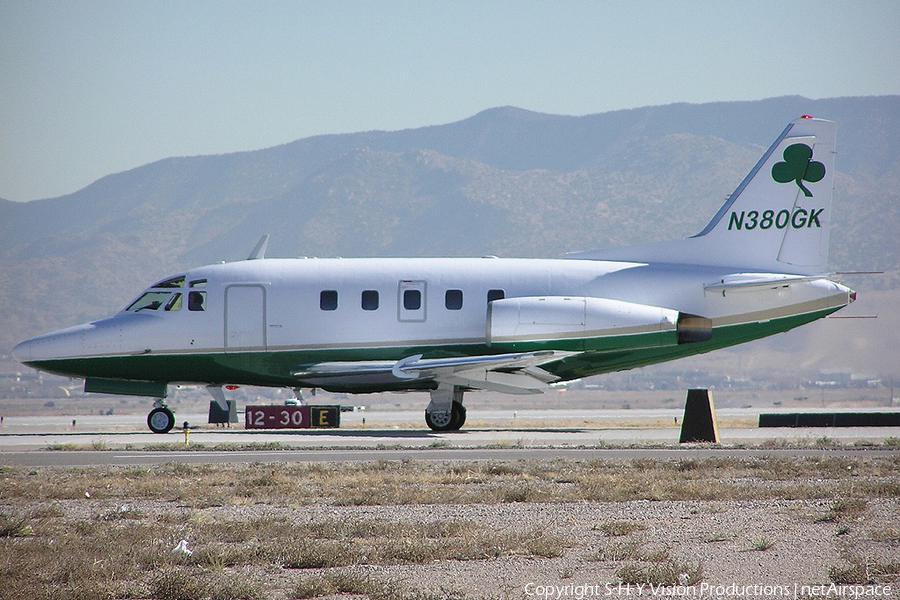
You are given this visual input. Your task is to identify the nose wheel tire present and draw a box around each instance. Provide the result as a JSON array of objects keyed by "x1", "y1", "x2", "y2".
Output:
[{"x1": 148, "y1": 407, "x2": 175, "y2": 434}]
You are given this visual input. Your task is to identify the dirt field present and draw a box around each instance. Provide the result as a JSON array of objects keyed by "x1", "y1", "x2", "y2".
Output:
[{"x1": 1, "y1": 455, "x2": 898, "y2": 600}]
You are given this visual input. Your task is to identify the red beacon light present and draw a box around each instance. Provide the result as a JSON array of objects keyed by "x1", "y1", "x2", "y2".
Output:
[{"x1": 800, "y1": 115, "x2": 814, "y2": 119}]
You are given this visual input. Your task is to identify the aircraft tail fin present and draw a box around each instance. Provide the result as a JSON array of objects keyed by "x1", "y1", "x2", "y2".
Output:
[{"x1": 568, "y1": 117, "x2": 837, "y2": 275}]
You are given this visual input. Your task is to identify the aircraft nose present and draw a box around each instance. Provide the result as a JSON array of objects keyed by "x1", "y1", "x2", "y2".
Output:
[
  {"x1": 12, "y1": 338, "x2": 35, "y2": 364},
  {"x1": 13, "y1": 334, "x2": 69, "y2": 365},
  {"x1": 12, "y1": 325, "x2": 89, "y2": 365}
]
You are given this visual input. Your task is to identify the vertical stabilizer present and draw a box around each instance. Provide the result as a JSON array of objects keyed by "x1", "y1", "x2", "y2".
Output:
[
  {"x1": 694, "y1": 116, "x2": 836, "y2": 272},
  {"x1": 568, "y1": 117, "x2": 837, "y2": 275}
]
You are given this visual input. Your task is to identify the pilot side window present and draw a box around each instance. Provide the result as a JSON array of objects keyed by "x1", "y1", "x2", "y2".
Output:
[
  {"x1": 320, "y1": 290, "x2": 338, "y2": 311},
  {"x1": 487, "y1": 289, "x2": 505, "y2": 303},
  {"x1": 188, "y1": 291, "x2": 206, "y2": 312},
  {"x1": 165, "y1": 293, "x2": 183, "y2": 311},
  {"x1": 403, "y1": 289, "x2": 421, "y2": 311},
  {"x1": 445, "y1": 289, "x2": 463, "y2": 310},
  {"x1": 361, "y1": 290, "x2": 379, "y2": 311}
]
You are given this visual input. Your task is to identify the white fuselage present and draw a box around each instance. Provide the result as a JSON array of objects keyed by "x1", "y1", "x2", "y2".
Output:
[{"x1": 14, "y1": 256, "x2": 850, "y2": 373}]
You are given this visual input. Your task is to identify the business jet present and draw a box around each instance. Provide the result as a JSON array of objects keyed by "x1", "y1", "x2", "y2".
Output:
[{"x1": 14, "y1": 116, "x2": 854, "y2": 433}]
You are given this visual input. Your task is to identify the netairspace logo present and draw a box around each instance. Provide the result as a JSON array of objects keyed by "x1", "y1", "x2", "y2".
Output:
[{"x1": 523, "y1": 582, "x2": 894, "y2": 600}]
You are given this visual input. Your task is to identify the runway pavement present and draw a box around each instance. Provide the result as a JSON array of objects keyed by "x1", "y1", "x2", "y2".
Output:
[
  {"x1": 0, "y1": 408, "x2": 897, "y2": 467},
  {"x1": 2, "y1": 445, "x2": 899, "y2": 468}
]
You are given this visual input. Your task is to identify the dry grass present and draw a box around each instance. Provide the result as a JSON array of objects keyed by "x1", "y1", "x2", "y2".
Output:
[
  {"x1": 829, "y1": 555, "x2": 900, "y2": 584},
  {"x1": 749, "y1": 536, "x2": 776, "y2": 552},
  {"x1": 292, "y1": 571, "x2": 459, "y2": 600},
  {"x1": 617, "y1": 559, "x2": 704, "y2": 586},
  {"x1": 596, "y1": 540, "x2": 644, "y2": 561},
  {"x1": 0, "y1": 497, "x2": 566, "y2": 599},
  {"x1": 277, "y1": 518, "x2": 566, "y2": 567},
  {"x1": 0, "y1": 508, "x2": 563, "y2": 599},
  {"x1": 870, "y1": 526, "x2": 900, "y2": 545},
  {"x1": 597, "y1": 520, "x2": 647, "y2": 537},
  {"x1": 0, "y1": 512, "x2": 34, "y2": 538},
  {"x1": 815, "y1": 497, "x2": 871, "y2": 523}
]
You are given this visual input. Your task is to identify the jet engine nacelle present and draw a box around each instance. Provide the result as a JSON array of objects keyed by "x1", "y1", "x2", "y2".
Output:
[{"x1": 487, "y1": 296, "x2": 686, "y2": 350}]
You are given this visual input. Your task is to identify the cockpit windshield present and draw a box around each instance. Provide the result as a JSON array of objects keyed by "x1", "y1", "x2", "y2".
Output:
[
  {"x1": 125, "y1": 275, "x2": 205, "y2": 312},
  {"x1": 126, "y1": 292, "x2": 180, "y2": 312},
  {"x1": 151, "y1": 275, "x2": 186, "y2": 288}
]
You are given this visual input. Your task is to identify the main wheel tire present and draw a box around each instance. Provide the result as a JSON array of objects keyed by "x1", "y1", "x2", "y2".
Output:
[
  {"x1": 450, "y1": 401, "x2": 467, "y2": 430},
  {"x1": 425, "y1": 408, "x2": 454, "y2": 431},
  {"x1": 425, "y1": 402, "x2": 466, "y2": 432},
  {"x1": 147, "y1": 407, "x2": 175, "y2": 434}
]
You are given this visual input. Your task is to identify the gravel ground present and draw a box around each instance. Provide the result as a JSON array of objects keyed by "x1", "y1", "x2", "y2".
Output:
[
  {"x1": 3, "y1": 458, "x2": 898, "y2": 600},
  {"x1": 266, "y1": 499, "x2": 897, "y2": 598},
  {"x1": 15, "y1": 495, "x2": 895, "y2": 599}
]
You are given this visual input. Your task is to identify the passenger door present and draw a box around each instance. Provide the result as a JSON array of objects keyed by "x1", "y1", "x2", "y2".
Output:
[{"x1": 225, "y1": 285, "x2": 267, "y2": 350}]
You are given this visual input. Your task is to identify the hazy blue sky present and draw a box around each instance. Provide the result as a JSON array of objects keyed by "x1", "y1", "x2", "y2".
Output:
[{"x1": 2, "y1": 0, "x2": 898, "y2": 201}]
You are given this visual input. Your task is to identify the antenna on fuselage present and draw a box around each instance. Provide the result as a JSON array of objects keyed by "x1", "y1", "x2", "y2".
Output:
[{"x1": 247, "y1": 234, "x2": 270, "y2": 260}]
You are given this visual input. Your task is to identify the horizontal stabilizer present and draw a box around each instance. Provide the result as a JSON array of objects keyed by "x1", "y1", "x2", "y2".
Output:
[{"x1": 704, "y1": 273, "x2": 830, "y2": 295}]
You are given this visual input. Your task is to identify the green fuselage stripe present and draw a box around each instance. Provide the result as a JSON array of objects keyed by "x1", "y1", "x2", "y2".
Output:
[{"x1": 26, "y1": 307, "x2": 839, "y2": 394}]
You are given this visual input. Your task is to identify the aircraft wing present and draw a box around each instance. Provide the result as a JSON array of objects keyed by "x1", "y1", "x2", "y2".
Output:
[{"x1": 293, "y1": 350, "x2": 576, "y2": 394}]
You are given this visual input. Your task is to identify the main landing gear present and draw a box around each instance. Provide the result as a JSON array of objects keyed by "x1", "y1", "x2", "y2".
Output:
[
  {"x1": 147, "y1": 399, "x2": 175, "y2": 434},
  {"x1": 424, "y1": 384, "x2": 467, "y2": 432}
]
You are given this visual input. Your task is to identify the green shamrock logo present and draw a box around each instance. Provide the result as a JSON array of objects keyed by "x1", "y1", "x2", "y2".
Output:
[{"x1": 771, "y1": 143, "x2": 826, "y2": 197}]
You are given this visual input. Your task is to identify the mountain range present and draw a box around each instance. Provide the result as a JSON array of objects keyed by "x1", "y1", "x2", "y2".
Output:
[{"x1": 2, "y1": 95, "x2": 899, "y2": 377}]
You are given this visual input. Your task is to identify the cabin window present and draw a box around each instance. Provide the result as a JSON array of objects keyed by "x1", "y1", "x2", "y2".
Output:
[
  {"x1": 403, "y1": 289, "x2": 422, "y2": 311},
  {"x1": 126, "y1": 292, "x2": 172, "y2": 312},
  {"x1": 445, "y1": 289, "x2": 463, "y2": 310},
  {"x1": 188, "y1": 291, "x2": 206, "y2": 311},
  {"x1": 398, "y1": 280, "x2": 427, "y2": 322},
  {"x1": 165, "y1": 293, "x2": 183, "y2": 311},
  {"x1": 487, "y1": 289, "x2": 505, "y2": 302},
  {"x1": 361, "y1": 290, "x2": 379, "y2": 311},
  {"x1": 152, "y1": 275, "x2": 185, "y2": 289},
  {"x1": 189, "y1": 279, "x2": 207, "y2": 288},
  {"x1": 320, "y1": 290, "x2": 338, "y2": 311}
]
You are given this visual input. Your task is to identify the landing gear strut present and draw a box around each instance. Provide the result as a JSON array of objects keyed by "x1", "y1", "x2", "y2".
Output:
[
  {"x1": 425, "y1": 384, "x2": 466, "y2": 431},
  {"x1": 147, "y1": 399, "x2": 175, "y2": 434}
]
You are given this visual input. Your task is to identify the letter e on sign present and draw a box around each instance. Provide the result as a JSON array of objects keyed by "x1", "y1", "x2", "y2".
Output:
[{"x1": 310, "y1": 406, "x2": 341, "y2": 428}]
